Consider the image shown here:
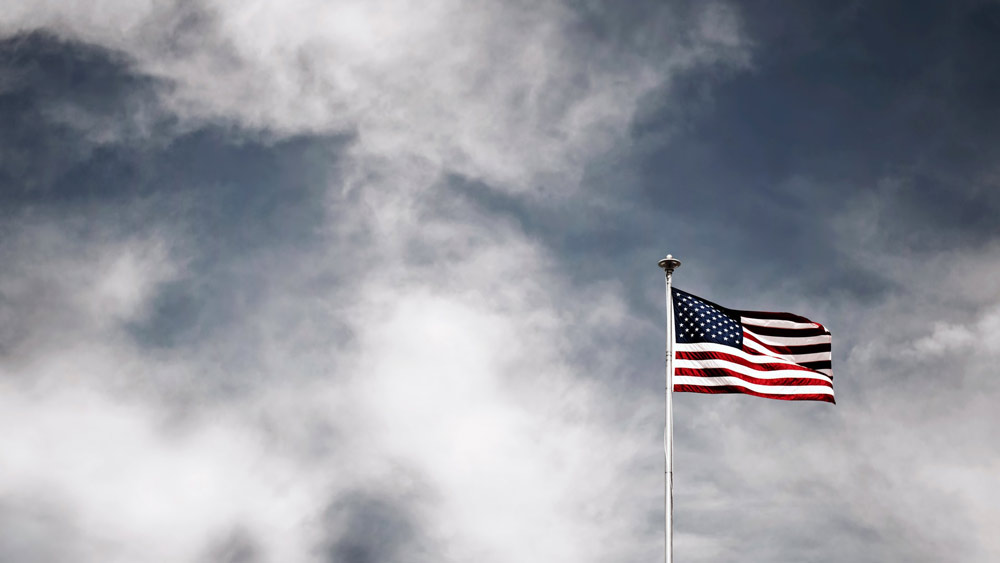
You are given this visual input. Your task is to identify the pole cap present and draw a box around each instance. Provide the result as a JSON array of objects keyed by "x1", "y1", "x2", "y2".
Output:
[{"x1": 658, "y1": 254, "x2": 681, "y2": 274}]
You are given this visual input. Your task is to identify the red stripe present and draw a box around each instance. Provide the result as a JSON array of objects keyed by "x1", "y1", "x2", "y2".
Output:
[
  {"x1": 675, "y1": 367, "x2": 833, "y2": 388},
  {"x1": 676, "y1": 350, "x2": 818, "y2": 373},
  {"x1": 742, "y1": 331, "x2": 831, "y2": 356},
  {"x1": 675, "y1": 384, "x2": 836, "y2": 403}
]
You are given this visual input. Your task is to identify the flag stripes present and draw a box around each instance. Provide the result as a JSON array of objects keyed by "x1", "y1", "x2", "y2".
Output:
[{"x1": 672, "y1": 288, "x2": 834, "y2": 403}]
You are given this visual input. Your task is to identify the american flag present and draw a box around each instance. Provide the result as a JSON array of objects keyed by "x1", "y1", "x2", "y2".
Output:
[{"x1": 672, "y1": 288, "x2": 834, "y2": 403}]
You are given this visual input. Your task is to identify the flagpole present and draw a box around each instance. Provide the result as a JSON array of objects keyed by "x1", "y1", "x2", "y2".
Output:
[{"x1": 659, "y1": 254, "x2": 681, "y2": 563}]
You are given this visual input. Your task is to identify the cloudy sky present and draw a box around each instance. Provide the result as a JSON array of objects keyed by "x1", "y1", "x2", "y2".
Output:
[{"x1": 2, "y1": 1, "x2": 999, "y2": 561}]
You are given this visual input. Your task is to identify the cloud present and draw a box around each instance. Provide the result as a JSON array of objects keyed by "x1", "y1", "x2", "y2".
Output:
[
  {"x1": 0, "y1": 3, "x2": 753, "y2": 562},
  {"x1": 909, "y1": 306, "x2": 1000, "y2": 357},
  {"x1": 15, "y1": 2, "x2": 1000, "y2": 562},
  {"x1": 0, "y1": 0, "x2": 749, "y2": 193},
  {"x1": 0, "y1": 181, "x2": 667, "y2": 562}
]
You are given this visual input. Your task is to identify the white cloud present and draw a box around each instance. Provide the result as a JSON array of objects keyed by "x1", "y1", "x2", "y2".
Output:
[
  {"x1": 909, "y1": 306, "x2": 1000, "y2": 356},
  {"x1": 0, "y1": 2, "x2": 753, "y2": 561},
  {"x1": 0, "y1": 0, "x2": 748, "y2": 192},
  {"x1": 0, "y1": 384, "x2": 341, "y2": 563},
  {"x1": 0, "y1": 202, "x2": 665, "y2": 561}
]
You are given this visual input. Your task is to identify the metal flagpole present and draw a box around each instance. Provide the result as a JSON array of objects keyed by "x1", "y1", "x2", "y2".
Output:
[{"x1": 658, "y1": 254, "x2": 681, "y2": 563}]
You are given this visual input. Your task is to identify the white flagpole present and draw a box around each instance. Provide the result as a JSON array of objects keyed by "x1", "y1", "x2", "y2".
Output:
[{"x1": 658, "y1": 254, "x2": 681, "y2": 563}]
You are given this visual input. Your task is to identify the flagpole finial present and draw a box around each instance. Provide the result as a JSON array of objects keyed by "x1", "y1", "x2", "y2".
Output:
[{"x1": 658, "y1": 254, "x2": 681, "y2": 274}]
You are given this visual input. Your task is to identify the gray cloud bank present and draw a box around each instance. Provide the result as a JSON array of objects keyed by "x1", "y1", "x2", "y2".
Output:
[{"x1": 1, "y1": 1, "x2": 1000, "y2": 562}]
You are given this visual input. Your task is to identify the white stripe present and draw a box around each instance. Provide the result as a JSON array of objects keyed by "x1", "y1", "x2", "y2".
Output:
[
  {"x1": 815, "y1": 368, "x2": 833, "y2": 377},
  {"x1": 780, "y1": 351, "x2": 832, "y2": 363},
  {"x1": 743, "y1": 338, "x2": 831, "y2": 365},
  {"x1": 739, "y1": 316, "x2": 821, "y2": 330},
  {"x1": 677, "y1": 342, "x2": 813, "y2": 369},
  {"x1": 674, "y1": 376, "x2": 835, "y2": 396},
  {"x1": 744, "y1": 328, "x2": 832, "y2": 347},
  {"x1": 674, "y1": 358, "x2": 832, "y2": 384}
]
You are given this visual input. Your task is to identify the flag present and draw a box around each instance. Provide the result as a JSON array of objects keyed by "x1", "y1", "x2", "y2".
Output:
[{"x1": 672, "y1": 288, "x2": 834, "y2": 403}]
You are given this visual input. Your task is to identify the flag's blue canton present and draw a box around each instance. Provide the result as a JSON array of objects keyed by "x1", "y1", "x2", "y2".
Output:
[{"x1": 673, "y1": 289, "x2": 743, "y2": 349}]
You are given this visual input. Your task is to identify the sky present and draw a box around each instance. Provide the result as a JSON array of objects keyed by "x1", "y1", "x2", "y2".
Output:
[{"x1": 1, "y1": 1, "x2": 999, "y2": 561}]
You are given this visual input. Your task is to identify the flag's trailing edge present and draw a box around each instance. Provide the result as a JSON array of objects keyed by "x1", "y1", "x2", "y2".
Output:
[{"x1": 672, "y1": 288, "x2": 835, "y2": 403}]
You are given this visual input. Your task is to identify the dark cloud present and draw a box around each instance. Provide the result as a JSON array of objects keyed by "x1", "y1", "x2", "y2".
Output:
[
  {"x1": 320, "y1": 491, "x2": 434, "y2": 563},
  {"x1": 0, "y1": 33, "x2": 353, "y2": 356},
  {"x1": 205, "y1": 527, "x2": 261, "y2": 563},
  {"x1": 620, "y1": 0, "x2": 1000, "y2": 300},
  {"x1": 0, "y1": 32, "x2": 168, "y2": 199},
  {"x1": 124, "y1": 130, "x2": 347, "y2": 348},
  {"x1": 0, "y1": 496, "x2": 80, "y2": 563}
]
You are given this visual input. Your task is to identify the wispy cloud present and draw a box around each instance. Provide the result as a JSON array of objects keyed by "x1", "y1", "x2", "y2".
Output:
[{"x1": 0, "y1": 2, "x2": 752, "y2": 562}]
